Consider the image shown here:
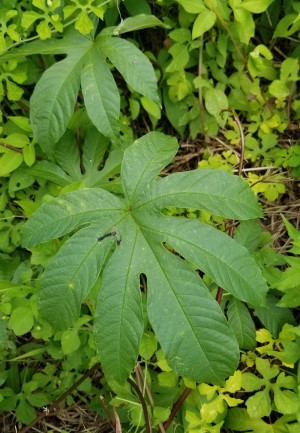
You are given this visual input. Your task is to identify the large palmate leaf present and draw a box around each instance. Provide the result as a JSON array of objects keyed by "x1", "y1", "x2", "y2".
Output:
[
  {"x1": 6, "y1": 23, "x2": 159, "y2": 155},
  {"x1": 30, "y1": 127, "x2": 122, "y2": 191},
  {"x1": 21, "y1": 132, "x2": 268, "y2": 384}
]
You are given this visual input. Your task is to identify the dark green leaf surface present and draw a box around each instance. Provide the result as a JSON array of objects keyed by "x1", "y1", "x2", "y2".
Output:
[
  {"x1": 39, "y1": 226, "x2": 114, "y2": 330},
  {"x1": 254, "y1": 295, "x2": 295, "y2": 338},
  {"x1": 81, "y1": 47, "x2": 120, "y2": 139},
  {"x1": 122, "y1": 132, "x2": 177, "y2": 204},
  {"x1": 115, "y1": 14, "x2": 166, "y2": 34},
  {"x1": 94, "y1": 218, "x2": 144, "y2": 382},
  {"x1": 21, "y1": 189, "x2": 125, "y2": 247},
  {"x1": 97, "y1": 36, "x2": 159, "y2": 102},
  {"x1": 30, "y1": 161, "x2": 71, "y2": 186},
  {"x1": 227, "y1": 298, "x2": 256, "y2": 350},
  {"x1": 0, "y1": 28, "x2": 93, "y2": 61},
  {"x1": 138, "y1": 215, "x2": 268, "y2": 306},
  {"x1": 146, "y1": 245, "x2": 239, "y2": 383},
  {"x1": 82, "y1": 128, "x2": 109, "y2": 186},
  {"x1": 144, "y1": 170, "x2": 262, "y2": 219},
  {"x1": 21, "y1": 132, "x2": 268, "y2": 384},
  {"x1": 30, "y1": 51, "x2": 85, "y2": 155},
  {"x1": 54, "y1": 132, "x2": 82, "y2": 181}
]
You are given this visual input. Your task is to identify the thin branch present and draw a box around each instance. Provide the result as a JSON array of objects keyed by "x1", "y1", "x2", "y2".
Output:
[
  {"x1": 216, "y1": 111, "x2": 245, "y2": 304},
  {"x1": 163, "y1": 388, "x2": 192, "y2": 431},
  {"x1": 99, "y1": 395, "x2": 116, "y2": 428},
  {"x1": 15, "y1": 100, "x2": 30, "y2": 112},
  {"x1": 135, "y1": 365, "x2": 166, "y2": 433},
  {"x1": 0, "y1": 141, "x2": 43, "y2": 160},
  {"x1": 127, "y1": 377, "x2": 152, "y2": 433},
  {"x1": 0, "y1": 141, "x2": 23, "y2": 154}
]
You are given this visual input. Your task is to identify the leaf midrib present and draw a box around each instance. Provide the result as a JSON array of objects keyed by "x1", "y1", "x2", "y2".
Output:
[
  {"x1": 116, "y1": 226, "x2": 140, "y2": 381},
  {"x1": 138, "y1": 226, "x2": 221, "y2": 382},
  {"x1": 133, "y1": 189, "x2": 258, "y2": 217}
]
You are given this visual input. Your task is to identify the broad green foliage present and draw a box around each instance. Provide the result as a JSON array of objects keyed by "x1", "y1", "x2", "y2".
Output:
[
  {"x1": 1, "y1": 0, "x2": 300, "y2": 429},
  {"x1": 4, "y1": 24, "x2": 159, "y2": 155},
  {"x1": 21, "y1": 132, "x2": 268, "y2": 384}
]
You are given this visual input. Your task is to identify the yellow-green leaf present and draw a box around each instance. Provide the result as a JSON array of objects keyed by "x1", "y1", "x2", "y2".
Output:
[
  {"x1": 192, "y1": 10, "x2": 216, "y2": 39},
  {"x1": 23, "y1": 142, "x2": 36, "y2": 166},
  {"x1": 0, "y1": 151, "x2": 23, "y2": 176},
  {"x1": 141, "y1": 96, "x2": 161, "y2": 119},
  {"x1": 75, "y1": 11, "x2": 94, "y2": 35}
]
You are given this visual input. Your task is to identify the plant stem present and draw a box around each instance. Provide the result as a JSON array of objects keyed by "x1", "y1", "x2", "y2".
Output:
[
  {"x1": 128, "y1": 377, "x2": 152, "y2": 433},
  {"x1": 163, "y1": 388, "x2": 192, "y2": 431},
  {"x1": 135, "y1": 365, "x2": 166, "y2": 433},
  {"x1": 216, "y1": 110, "x2": 245, "y2": 304}
]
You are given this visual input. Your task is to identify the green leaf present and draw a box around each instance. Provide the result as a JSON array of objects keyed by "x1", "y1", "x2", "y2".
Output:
[
  {"x1": 8, "y1": 306, "x2": 34, "y2": 336},
  {"x1": 192, "y1": 10, "x2": 216, "y2": 39},
  {"x1": 20, "y1": 189, "x2": 124, "y2": 247},
  {"x1": 94, "y1": 219, "x2": 145, "y2": 383},
  {"x1": 274, "y1": 386, "x2": 300, "y2": 415},
  {"x1": 165, "y1": 43, "x2": 190, "y2": 72},
  {"x1": 139, "y1": 331, "x2": 157, "y2": 360},
  {"x1": 122, "y1": 132, "x2": 178, "y2": 204},
  {"x1": 75, "y1": 11, "x2": 94, "y2": 35},
  {"x1": 227, "y1": 298, "x2": 256, "y2": 350},
  {"x1": 242, "y1": 372, "x2": 264, "y2": 392},
  {"x1": 146, "y1": 170, "x2": 262, "y2": 219},
  {"x1": 176, "y1": 0, "x2": 206, "y2": 13},
  {"x1": 153, "y1": 406, "x2": 171, "y2": 423},
  {"x1": 234, "y1": 220, "x2": 263, "y2": 252},
  {"x1": 269, "y1": 80, "x2": 290, "y2": 99},
  {"x1": 280, "y1": 57, "x2": 299, "y2": 83},
  {"x1": 282, "y1": 215, "x2": 300, "y2": 243},
  {"x1": 9, "y1": 168, "x2": 35, "y2": 195},
  {"x1": 6, "y1": 80, "x2": 24, "y2": 100},
  {"x1": 16, "y1": 398, "x2": 36, "y2": 425},
  {"x1": 54, "y1": 132, "x2": 82, "y2": 181},
  {"x1": 114, "y1": 14, "x2": 166, "y2": 34},
  {"x1": 273, "y1": 14, "x2": 300, "y2": 38},
  {"x1": 38, "y1": 226, "x2": 116, "y2": 329},
  {"x1": 277, "y1": 285, "x2": 300, "y2": 308},
  {"x1": 246, "y1": 389, "x2": 272, "y2": 418},
  {"x1": 239, "y1": 0, "x2": 275, "y2": 13},
  {"x1": 81, "y1": 127, "x2": 109, "y2": 185},
  {"x1": 205, "y1": 88, "x2": 228, "y2": 125},
  {"x1": 124, "y1": 0, "x2": 152, "y2": 15},
  {"x1": 2, "y1": 27, "x2": 93, "y2": 61},
  {"x1": 22, "y1": 132, "x2": 267, "y2": 385},
  {"x1": 36, "y1": 20, "x2": 51, "y2": 40},
  {"x1": 254, "y1": 295, "x2": 295, "y2": 338},
  {"x1": 225, "y1": 408, "x2": 272, "y2": 432},
  {"x1": 23, "y1": 142, "x2": 35, "y2": 167},
  {"x1": 81, "y1": 47, "x2": 120, "y2": 139},
  {"x1": 0, "y1": 151, "x2": 23, "y2": 176},
  {"x1": 146, "y1": 245, "x2": 239, "y2": 383},
  {"x1": 30, "y1": 161, "x2": 72, "y2": 186},
  {"x1": 141, "y1": 96, "x2": 161, "y2": 119},
  {"x1": 26, "y1": 393, "x2": 50, "y2": 408},
  {"x1": 61, "y1": 328, "x2": 81, "y2": 354},
  {"x1": 232, "y1": 8, "x2": 255, "y2": 44},
  {"x1": 30, "y1": 51, "x2": 85, "y2": 155},
  {"x1": 139, "y1": 215, "x2": 268, "y2": 306},
  {"x1": 97, "y1": 35, "x2": 159, "y2": 102}
]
